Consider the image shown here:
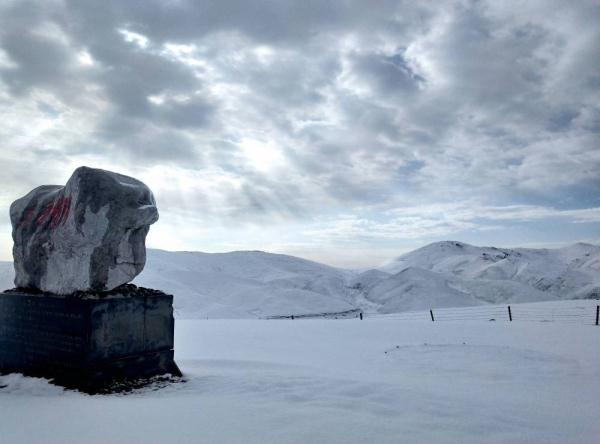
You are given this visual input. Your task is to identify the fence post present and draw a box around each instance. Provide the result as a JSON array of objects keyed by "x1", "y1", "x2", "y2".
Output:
[
  {"x1": 596, "y1": 305, "x2": 599, "y2": 326},
  {"x1": 508, "y1": 305, "x2": 512, "y2": 322},
  {"x1": 430, "y1": 309, "x2": 435, "y2": 322}
]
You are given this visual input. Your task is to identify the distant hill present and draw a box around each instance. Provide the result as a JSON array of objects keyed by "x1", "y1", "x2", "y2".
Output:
[
  {"x1": 1, "y1": 241, "x2": 598, "y2": 317},
  {"x1": 134, "y1": 249, "x2": 356, "y2": 318},
  {"x1": 375, "y1": 241, "x2": 600, "y2": 309}
]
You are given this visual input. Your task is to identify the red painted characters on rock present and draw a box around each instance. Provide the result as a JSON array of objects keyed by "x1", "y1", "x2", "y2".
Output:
[{"x1": 24, "y1": 196, "x2": 72, "y2": 230}]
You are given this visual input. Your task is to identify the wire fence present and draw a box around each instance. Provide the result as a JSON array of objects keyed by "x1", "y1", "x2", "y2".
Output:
[
  {"x1": 362, "y1": 303, "x2": 600, "y2": 325},
  {"x1": 270, "y1": 301, "x2": 600, "y2": 325}
]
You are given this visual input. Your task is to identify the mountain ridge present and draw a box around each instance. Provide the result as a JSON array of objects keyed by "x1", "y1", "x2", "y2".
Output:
[{"x1": 0, "y1": 241, "x2": 598, "y2": 317}]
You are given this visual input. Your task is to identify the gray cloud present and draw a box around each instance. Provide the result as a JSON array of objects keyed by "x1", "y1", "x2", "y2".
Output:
[
  {"x1": 348, "y1": 51, "x2": 425, "y2": 96},
  {"x1": 0, "y1": 0, "x2": 598, "y2": 263},
  {"x1": 0, "y1": 31, "x2": 73, "y2": 95}
]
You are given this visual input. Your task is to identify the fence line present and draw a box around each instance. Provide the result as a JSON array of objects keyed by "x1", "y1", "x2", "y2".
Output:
[
  {"x1": 268, "y1": 302, "x2": 600, "y2": 325},
  {"x1": 362, "y1": 303, "x2": 600, "y2": 325}
]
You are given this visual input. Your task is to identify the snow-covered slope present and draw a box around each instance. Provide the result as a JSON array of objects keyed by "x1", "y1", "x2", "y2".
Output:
[
  {"x1": 364, "y1": 267, "x2": 481, "y2": 312},
  {"x1": 369, "y1": 241, "x2": 600, "y2": 312},
  {"x1": 133, "y1": 249, "x2": 356, "y2": 318},
  {"x1": 1, "y1": 241, "x2": 598, "y2": 317}
]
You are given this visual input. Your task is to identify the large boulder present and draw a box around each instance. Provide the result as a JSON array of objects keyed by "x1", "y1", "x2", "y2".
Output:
[{"x1": 10, "y1": 166, "x2": 158, "y2": 294}]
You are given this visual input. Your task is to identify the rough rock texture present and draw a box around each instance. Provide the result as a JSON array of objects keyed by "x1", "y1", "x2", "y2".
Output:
[{"x1": 10, "y1": 166, "x2": 158, "y2": 294}]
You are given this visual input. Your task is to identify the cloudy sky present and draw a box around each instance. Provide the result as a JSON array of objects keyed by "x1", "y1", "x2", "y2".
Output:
[{"x1": 0, "y1": 0, "x2": 598, "y2": 267}]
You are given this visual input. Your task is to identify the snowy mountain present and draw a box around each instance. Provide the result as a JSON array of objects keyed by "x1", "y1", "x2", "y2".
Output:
[
  {"x1": 1, "y1": 241, "x2": 598, "y2": 317},
  {"x1": 133, "y1": 249, "x2": 357, "y2": 318},
  {"x1": 371, "y1": 241, "x2": 600, "y2": 312}
]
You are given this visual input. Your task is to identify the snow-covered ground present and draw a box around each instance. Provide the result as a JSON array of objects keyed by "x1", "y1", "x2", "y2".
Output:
[{"x1": 2, "y1": 299, "x2": 599, "y2": 444}]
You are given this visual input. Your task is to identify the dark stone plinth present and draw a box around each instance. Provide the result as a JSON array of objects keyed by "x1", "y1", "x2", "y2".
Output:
[{"x1": 0, "y1": 285, "x2": 181, "y2": 393}]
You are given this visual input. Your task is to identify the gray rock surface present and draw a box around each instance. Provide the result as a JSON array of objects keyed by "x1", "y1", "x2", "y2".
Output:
[{"x1": 10, "y1": 166, "x2": 158, "y2": 294}]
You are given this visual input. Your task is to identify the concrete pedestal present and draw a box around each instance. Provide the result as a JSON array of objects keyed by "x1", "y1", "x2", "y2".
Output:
[{"x1": 0, "y1": 286, "x2": 180, "y2": 393}]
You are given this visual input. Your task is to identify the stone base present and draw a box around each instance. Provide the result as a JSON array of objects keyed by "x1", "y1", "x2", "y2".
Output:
[{"x1": 0, "y1": 285, "x2": 181, "y2": 393}]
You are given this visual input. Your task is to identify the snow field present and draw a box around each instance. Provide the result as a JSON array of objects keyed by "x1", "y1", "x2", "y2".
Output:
[{"x1": 1, "y1": 300, "x2": 599, "y2": 444}]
